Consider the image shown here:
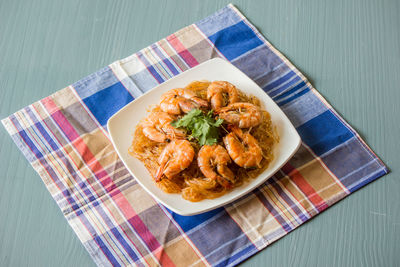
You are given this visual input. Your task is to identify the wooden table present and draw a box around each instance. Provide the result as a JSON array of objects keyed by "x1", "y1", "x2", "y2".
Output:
[{"x1": 1, "y1": 0, "x2": 399, "y2": 266}]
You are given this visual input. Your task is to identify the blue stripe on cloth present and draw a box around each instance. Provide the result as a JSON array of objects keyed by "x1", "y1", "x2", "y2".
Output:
[
  {"x1": 24, "y1": 107, "x2": 59, "y2": 151},
  {"x1": 82, "y1": 82, "x2": 134, "y2": 126},
  {"x1": 255, "y1": 189, "x2": 293, "y2": 232},
  {"x1": 119, "y1": 76, "x2": 145, "y2": 99},
  {"x1": 296, "y1": 110, "x2": 355, "y2": 156},
  {"x1": 141, "y1": 51, "x2": 173, "y2": 80},
  {"x1": 9, "y1": 116, "x2": 44, "y2": 160},
  {"x1": 269, "y1": 75, "x2": 303, "y2": 98},
  {"x1": 263, "y1": 70, "x2": 296, "y2": 92},
  {"x1": 129, "y1": 69, "x2": 160, "y2": 93},
  {"x1": 320, "y1": 136, "x2": 387, "y2": 191},
  {"x1": 280, "y1": 90, "x2": 328, "y2": 128},
  {"x1": 195, "y1": 6, "x2": 242, "y2": 37},
  {"x1": 215, "y1": 243, "x2": 256, "y2": 267},
  {"x1": 143, "y1": 65, "x2": 165, "y2": 84},
  {"x1": 348, "y1": 168, "x2": 388, "y2": 193},
  {"x1": 268, "y1": 178, "x2": 309, "y2": 223},
  {"x1": 72, "y1": 204, "x2": 136, "y2": 263},
  {"x1": 167, "y1": 207, "x2": 224, "y2": 232},
  {"x1": 276, "y1": 86, "x2": 309, "y2": 106},
  {"x1": 207, "y1": 21, "x2": 264, "y2": 61},
  {"x1": 184, "y1": 210, "x2": 256, "y2": 265},
  {"x1": 35, "y1": 157, "x2": 79, "y2": 211},
  {"x1": 251, "y1": 61, "x2": 289, "y2": 87},
  {"x1": 274, "y1": 81, "x2": 307, "y2": 101},
  {"x1": 93, "y1": 234, "x2": 122, "y2": 267},
  {"x1": 110, "y1": 227, "x2": 140, "y2": 262},
  {"x1": 48, "y1": 148, "x2": 98, "y2": 206},
  {"x1": 153, "y1": 61, "x2": 173, "y2": 80},
  {"x1": 8, "y1": 132, "x2": 37, "y2": 162},
  {"x1": 231, "y1": 44, "x2": 284, "y2": 81},
  {"x1": 73, "y1": 66, "x2": 120, "y2": 100},
  {"x1": 137, "y1": 52, "x2": 165, "y2": 83},
  {"x1": 84, "y1": 238, "x2": 118, "y2": 267},
  {"x1": 33, "y1": 122, "x2": 59, "y2": 151},
  {"x1": 80, "y1": 209, "x2": 133, "y2": 266},
  {"x1": 150, "y1": 45, "x2": 180, "y2": 76}
]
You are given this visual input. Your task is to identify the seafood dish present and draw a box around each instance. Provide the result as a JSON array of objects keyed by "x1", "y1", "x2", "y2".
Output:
[{"x1": 129, "y1": 81, "x2": 277, "y2": 202}]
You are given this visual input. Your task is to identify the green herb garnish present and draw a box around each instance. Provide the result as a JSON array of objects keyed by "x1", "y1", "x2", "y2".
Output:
[{"x1": 171, "y1": 109, "x2": 223, "y2": 146}]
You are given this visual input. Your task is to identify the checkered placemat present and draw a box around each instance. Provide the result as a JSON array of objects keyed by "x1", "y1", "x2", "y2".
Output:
[{"x1": 2, "y1": 4, "x2": 388, "y2": 266}]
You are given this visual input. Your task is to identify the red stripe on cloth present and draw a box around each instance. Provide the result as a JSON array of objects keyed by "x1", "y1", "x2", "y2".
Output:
[
  {"x1": 41, "y1": 96, "x2": 59, "y2": 114},
  {"x1": 167, "y1": 34, "x2": 199, "y2": 67},
  {"x1": 42, "y1": 98, "x2": 175, "y2": 266},
  {"x1": 34, "y1": 105, "x2": 151, "y2": 266},
  {"x1": 275, "y1": 174, "x2": 313, "y2": 218},
  {"x1": 281, "y1": 163, "x2": 328, "y2": 212},
  {"x1": 33, "y1": 104, "x2": 147, "y2": 265},
  {"x1": 8, "y1": 115, "x2": 117, "y2": 266},
  {"x1": 154, "y1": 249, "x2": 176, "y2": 267},
  {"x1": 42, "y1": 97, "x2": 80, "y2": 141},
  {"x1": 158, "y1": 41, "x2": 185, "y2": 72}
]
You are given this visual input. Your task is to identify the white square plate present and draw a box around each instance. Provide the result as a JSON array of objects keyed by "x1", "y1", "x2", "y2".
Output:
[{"x1": 107, "y1": 58, "x2": 301, "y2": 216}]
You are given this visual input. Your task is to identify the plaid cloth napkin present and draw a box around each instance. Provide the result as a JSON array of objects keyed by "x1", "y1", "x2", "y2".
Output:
[{"x1": 2, "y1": 4, "x2": 388, "y2": 267}]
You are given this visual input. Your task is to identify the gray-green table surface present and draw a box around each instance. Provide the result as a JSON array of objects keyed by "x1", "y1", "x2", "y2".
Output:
[{"x1": 1, "y1": 0, "x2": 399, "y2": 266}]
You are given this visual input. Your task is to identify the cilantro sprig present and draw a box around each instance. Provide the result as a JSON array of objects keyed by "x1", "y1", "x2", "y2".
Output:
[{"x1": 171, "y1": 109, "x2": 223, "y2": 146}]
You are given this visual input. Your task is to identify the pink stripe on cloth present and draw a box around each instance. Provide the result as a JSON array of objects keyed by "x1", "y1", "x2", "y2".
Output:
[{"x1": 167, "y1": 34, "x2": 199, "y2": 67}]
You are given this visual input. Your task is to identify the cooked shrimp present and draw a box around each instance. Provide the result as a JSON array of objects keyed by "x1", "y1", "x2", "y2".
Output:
[
  {"x1": 223, "y1": 126, "x2": 262, "y2": 168},
  {"x1": 141, "y1": 111, "x2": 186, "y2": 142},
  {"x1": 207, "y1": 81, "x2": 240, "y2": 110},
  {"x1": 160, "y1": 88, "x2": 208, "y2": 115},
  {"x1": 155, "y1": 140, "x2": 195, "y2": 181},
  {"x1": 217, "y1": 102, "x2": 262, "y2": 128},
  {"x1": 197, "y1": 144, "x2": 235, "y2": 188}
]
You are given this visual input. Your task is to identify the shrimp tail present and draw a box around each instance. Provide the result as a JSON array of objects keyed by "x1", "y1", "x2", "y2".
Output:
[
  {"x1": 192, "y1": 96, "x2": 209, "y2": 108},
  {"x1": 226, "y1": 124, "x2": 239, "y2": 132},
  {"x1": 216, "y1": 176, "x2": 233, "y2": 189},
  {"x1": 156, "y1": 155, "x2": 169, "y2": 182},
  {"x1": 230, "y1": 126, "x2": 243, "y2": 137},
  {"x1": 155, "y1": 163, "x2": 165, "y2": 182}
]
